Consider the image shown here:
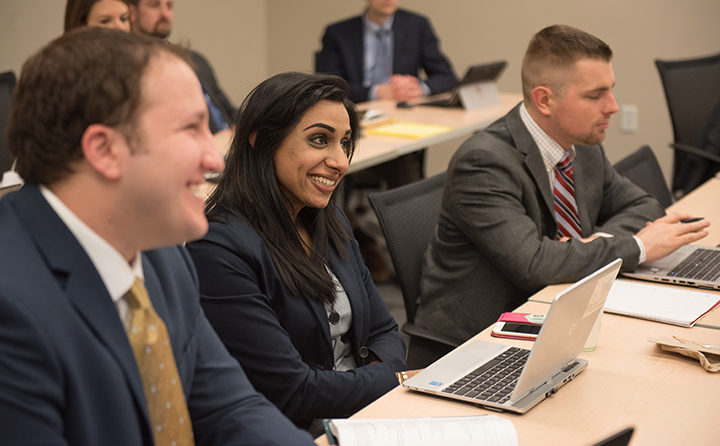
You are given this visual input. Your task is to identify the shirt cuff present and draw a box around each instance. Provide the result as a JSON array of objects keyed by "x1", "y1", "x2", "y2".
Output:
[
  {"x1": 368, "y1": 84, "x2": 379, "y2": 101},
  {"x1": 419, "y1": 80, "x2": 431, "y2": 97},
  {"x1": 633, "y1": 235, "x2": 647, "y2": 264}
]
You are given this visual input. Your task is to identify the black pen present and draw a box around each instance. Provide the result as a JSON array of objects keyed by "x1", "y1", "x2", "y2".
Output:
[{"x1": 680, "y1": 217, "x2": 704, "y2": 223}]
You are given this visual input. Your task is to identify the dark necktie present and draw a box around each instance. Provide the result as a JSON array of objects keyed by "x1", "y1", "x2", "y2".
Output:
[
  {"x1": 126, "y1": 278, "x2": 195, "y2": 446},
  {"x1": 554, "y1": 152, "x2": 582, "y2": 239},
  {"x1": 371, "y1": 28, "x2": 392, "y2": 85}
]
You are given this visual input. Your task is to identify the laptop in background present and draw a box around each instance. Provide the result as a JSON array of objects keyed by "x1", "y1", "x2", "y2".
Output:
[
  {"x1": 0, "y1": 182, "x2": 22, "y2": 200},
  {"x1": 402, "y1": 258, "x2": 622, "y2": 414},
  {"x1": 623, "y1": 245, "x2": 720, "y2": 290},
  {"x1": 419, "y1": 60, "x2": 507, "y2": 108}
]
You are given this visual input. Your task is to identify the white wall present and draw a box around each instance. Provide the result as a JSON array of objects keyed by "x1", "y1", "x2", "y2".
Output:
[
  {"x1": 3, "y1": 0, "x2": 720, "y2": 182},
  {"x1": 268, "y1": 0, "x2": 720, "y2": 181},
  {"x1": 0, "y1": 0, "x2": 267, "y2": 107}
]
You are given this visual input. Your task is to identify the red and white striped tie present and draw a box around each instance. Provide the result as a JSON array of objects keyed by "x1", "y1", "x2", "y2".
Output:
[{"x1": 554, "y1": 152, "x2": 582, "y2": 239}]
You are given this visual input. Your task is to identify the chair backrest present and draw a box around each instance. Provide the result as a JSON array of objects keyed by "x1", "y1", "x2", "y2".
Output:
[
  {"x1": 613, "y1": 145, "x2": 674, "y2": 208},
  {"x1": 368, "y1": 172, "x2": 446, "y2": 324},
  {"x1": 656, "y1": 53, "x2": 720, "y2": 193},
  {"x1": 656, "y1": 53, "x2": 720, "y2": 147},
  {"x1": 0, "y1": 71, "x2": 17, "y2": 174}
]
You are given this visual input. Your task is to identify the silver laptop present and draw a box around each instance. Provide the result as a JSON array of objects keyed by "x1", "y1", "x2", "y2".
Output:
[
  {"x1": 623, "y1": 245, "x2": 720, "y2": 290},
  {"x1": 402, "y1": 258, "x2": 622, "y2": 414},
  {"x1": 418, "y1": 60, "x2": 507, "y2": 108}
]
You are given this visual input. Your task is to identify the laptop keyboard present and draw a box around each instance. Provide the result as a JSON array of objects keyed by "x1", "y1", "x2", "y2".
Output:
[
  {"x1": 668, "y1": 249, "x2": 720, "y2": 282},
  {"x1": 441, "y1": 347, "x2": 529, "y2": 404}
]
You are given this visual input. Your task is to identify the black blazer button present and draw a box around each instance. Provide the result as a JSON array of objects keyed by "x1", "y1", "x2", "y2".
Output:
[
  {"x1": 358, "y1": 346, "x2": 369, "y2": 358},
  {"x1": 329, "y1": 310, "x2": 340, "y2": 325}
]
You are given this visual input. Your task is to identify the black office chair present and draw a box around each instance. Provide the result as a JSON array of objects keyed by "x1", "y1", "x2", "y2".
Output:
[
  {"x1": 613, "y1": 145, "x2": 674, "y2": 209},
  {"x1": 368, "y1": 172, "x2": 463, "y2": 353},
  {"x1": 655, "y1": 53, "x2": 720, "y2": 196},
  {"x1": 0, "y1": 71, "x2": 17, "y2": 174}
]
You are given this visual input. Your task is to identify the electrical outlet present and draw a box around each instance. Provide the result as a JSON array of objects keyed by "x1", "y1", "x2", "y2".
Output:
[{"x1": 620, "y1": 104, "x2": 638, "y2": 134}]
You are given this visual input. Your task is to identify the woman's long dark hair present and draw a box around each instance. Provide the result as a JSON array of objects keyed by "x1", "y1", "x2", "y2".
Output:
[{"x1": 205, "y1": 72, "x2": 360, "y2": 304}]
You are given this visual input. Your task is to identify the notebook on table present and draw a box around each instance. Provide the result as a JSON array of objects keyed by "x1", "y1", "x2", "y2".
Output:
[
  {"x1": 623, "y1": 245, "x2": 720, "y2": 290},
  {"x1": 402, "y1": 258, "x2": 622, "y2": 414}
]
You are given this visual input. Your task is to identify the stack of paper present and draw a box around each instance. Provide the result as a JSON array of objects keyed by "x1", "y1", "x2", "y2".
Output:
[
  {"x1": 605, "y1": 279, "x2": 720, "y2": 327},
  {"x1": 328, "y1": 415, "x2": 518, "y2": 446}
]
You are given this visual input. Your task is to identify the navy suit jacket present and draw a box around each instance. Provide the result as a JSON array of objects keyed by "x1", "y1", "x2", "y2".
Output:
[
  {"x1": 0, "y1": 184, "x2": 314, "y2": 446},
  {"x1": 186, "y1": 212, "x2": 407, "y2": 429},
  {"x1": 191, "y1": 50, "x2": 236, "y2": 133},
  {"x1": 317, "y1": 9, "x2": 456, "y2": 103}
]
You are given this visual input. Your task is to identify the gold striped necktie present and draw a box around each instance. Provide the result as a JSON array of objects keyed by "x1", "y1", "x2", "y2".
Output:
[{"x1": 125, "y1": 277, "x2": 195, "y2": 446}]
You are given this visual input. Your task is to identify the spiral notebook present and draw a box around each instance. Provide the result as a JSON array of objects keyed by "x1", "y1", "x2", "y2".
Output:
[{"x1": 605, "y1": 279, "x2": 720, "y2": 327}]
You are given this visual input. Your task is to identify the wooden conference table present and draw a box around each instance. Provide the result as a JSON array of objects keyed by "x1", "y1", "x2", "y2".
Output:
[
  {"x1": 316, "y1": 176, "x2": 720, "y2": 446},
  {"x1": 350, "y1": 92, "x2": 522, "y2": 173},
  {"x1": 529, "y1": 175, "x2": 720, "y2": 329}
]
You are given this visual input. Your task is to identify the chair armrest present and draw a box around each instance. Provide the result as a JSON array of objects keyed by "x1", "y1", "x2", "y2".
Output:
[
  {"x1": 671, "y1": 143, "x2": 720, "y2": 164},
  {"x1": 402, "y1": 323, "x2": 464, "y2": 348}
]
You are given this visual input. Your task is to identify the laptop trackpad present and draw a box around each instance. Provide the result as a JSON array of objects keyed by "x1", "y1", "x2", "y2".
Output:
[{"x1": 433, "y1": 341, "x2": 505, "y2": 372}]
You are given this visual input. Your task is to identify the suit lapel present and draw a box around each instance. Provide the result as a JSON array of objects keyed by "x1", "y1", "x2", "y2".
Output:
[
  {"x1": 506, "y1": 107, "x2": 556, "y2": 214},
  {"x1": 391, "y1": 10, "x2": 406, "y2": 72},
  {"x1": 570, "y1": 147, "x2": 592, "y2": 236},
  {"x1": 349, "y1": 17, "x2": 365, "y2": 82},
  {"x1": 13, "y1": 184, "x2": 150, "y2": 422}
]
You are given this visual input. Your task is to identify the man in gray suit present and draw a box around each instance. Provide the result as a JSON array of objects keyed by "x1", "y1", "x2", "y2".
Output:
[{"x1": 411, "y1": 25, "x2": 710, "y2": 367}]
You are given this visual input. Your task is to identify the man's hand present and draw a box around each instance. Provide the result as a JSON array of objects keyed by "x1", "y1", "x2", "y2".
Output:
[
  {"x1": 375, "y1": 83, "x2": 395, "y2": 100},
  {"x1": 636, "y1": 213, "x2": 710, "y2": 262},
  {"x1": 389, "y1": 75, "x2": 423, "y2": 102}
]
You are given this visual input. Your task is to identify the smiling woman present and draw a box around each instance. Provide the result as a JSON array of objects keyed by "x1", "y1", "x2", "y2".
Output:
[
  {"x1": 64, "y1": 0, "x2": 131, "y2": 33},
  {"x1": 186, "y1": 72, "x2": 407, "y2": 436}
]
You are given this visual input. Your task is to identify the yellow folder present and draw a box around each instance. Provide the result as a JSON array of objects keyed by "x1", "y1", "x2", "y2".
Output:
[{"x1": 364, "y1": 121, "x2": 454, "y2": 139}]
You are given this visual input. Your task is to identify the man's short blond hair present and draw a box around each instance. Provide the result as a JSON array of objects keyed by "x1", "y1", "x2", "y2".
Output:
[{"x1": 521, "y1": 25, "x2": 612, "y2": 102}]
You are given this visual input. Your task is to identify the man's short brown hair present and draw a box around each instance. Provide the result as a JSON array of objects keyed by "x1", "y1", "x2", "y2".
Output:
[
  {"x1": 7, "y1": 27, "x2": 189, "y2": 185},
  {"x1": 521, "y1": 25, "x2": 613, "y2": 102}
]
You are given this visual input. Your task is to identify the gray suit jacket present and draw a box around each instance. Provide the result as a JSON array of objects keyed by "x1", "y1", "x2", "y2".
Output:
[{"x1": 416, "y1": 103, "x2": 665, "y2": 341}]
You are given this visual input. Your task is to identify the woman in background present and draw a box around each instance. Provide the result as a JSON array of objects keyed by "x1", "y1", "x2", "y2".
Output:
[
  {"x1": 64, "y1": 0, "x2": 130, "y2": 33},
  {"x1": 187, "y1": 72, "x2": 407, "y2": 435}
]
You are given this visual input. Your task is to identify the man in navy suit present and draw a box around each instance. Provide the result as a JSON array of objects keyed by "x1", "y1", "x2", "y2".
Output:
[
  {"x1": 317, "y1": 1, "x2": 457, "y2": 281},
  {"x1": 317, "y1": 0, "x2": 456, "y2": 103},
  {"x1": 128, "y1": 0, "x2": 236, "y2": 135},
  {"x1": 0, "y1": 28, "x2": 315, "y2": 445}
]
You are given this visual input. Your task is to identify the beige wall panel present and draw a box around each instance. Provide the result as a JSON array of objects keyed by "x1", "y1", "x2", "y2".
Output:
[
  {"x1": 268, "y1": 0, "x2": 720, "y2": 183},
  {"x1": 0, "y1": 1, "x2": 65, "y2": 76},
  {"x1": 3, "y1": 0, "x2": 720, "y2": 185},
  {"x1": 0, "y1": 0, "x2": 266, "y2": 109},
  {"x1": 173, "y1": 0, "x2": 267, "y2": 106}
]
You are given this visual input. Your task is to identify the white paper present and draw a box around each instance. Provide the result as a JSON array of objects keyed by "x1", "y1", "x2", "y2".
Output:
[
  {"x1": 329, "y1": 415, "x2": 518, "y2": 446},
  {"x1": 605, "y1": 279, "x2": 720, "y2": 327}
]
